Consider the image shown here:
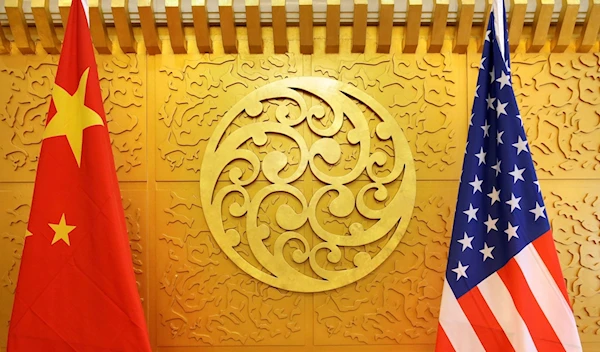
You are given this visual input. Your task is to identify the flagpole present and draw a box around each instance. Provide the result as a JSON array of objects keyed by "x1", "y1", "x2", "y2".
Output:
[
  {"x1": 492, "y1": 0, "x2": 506, "y2": 59},
  {"x1": 80, "y1": 0, "x2": 90, "y2": 26}
]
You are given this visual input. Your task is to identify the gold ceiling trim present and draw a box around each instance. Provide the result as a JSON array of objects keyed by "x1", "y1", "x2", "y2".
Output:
[{"x1": 0, "y1": 0, "x2": 599, "y2": 55}]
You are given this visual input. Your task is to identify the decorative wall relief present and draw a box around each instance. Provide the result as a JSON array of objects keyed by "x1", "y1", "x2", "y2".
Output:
[
  {"x1": 98, "y1": 54, "x2": 147, "y2": 181},
  {"x1": 306, "y1": 50, "x2": 463, "y2": 346},
  {"x1": 155, "y1": 52, "x2": 309, "y2": 346},
  {"x1": 542, "y1": 180, "x2": 600, "y2": 342},
  {"x1": 155, "y1": 53, "x2": 301, "y2": 181},
  {"x1": 312, "y1": 53, "x2": 466, "y2": 181},
  {"x1": 514, "y1": 54, "x2": 600, "y2": 178},
  {"x1": 314, "y1": 181, "x2": 458, "y2": 345},
  {"x1": 0, "y1": 54, "x2": 56, "y2": 181},
  {"x1": 200, "y1": 77, "x2": 416, "y2": 292},
  {"x1": 121, "y1": 187, "x2": 150, "y2": 316},
  {"x1": 312, "y1": 181, "x2": 455, "y2": 346},
  {"x1": 0, "y1": 185, "x2": 33, "y2": 348},
  {"x1": 156, "y1": 184, "x2": 306, "y2": 346}
]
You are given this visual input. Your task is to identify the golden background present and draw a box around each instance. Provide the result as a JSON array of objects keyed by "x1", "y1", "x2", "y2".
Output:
[{"x1": 0, "y1": 25, "x2": 599, "y2": 351}]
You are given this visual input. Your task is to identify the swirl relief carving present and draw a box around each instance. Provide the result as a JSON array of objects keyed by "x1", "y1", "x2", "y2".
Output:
[
  {"x1": 313, "y1": 183, "x2": 454, "y2": 345},
  {"x1": 200, "y1": 77, "x2": 416, "y2": 292},
  {"x1": 155, "y1": 54, "x2": 300, "y2": 181},
  {"x1": 154, "y1": 53, "x2": 311, "y2": 346},
  {"x1": 308, "y1": 51, "x2": 461, "y2": 345},
  {"x1": 156, "y1": 185, "x2": 306, "y2": 346},
  {"x1": 312, "y1": 53, "x2": 465, "y2": 181}
]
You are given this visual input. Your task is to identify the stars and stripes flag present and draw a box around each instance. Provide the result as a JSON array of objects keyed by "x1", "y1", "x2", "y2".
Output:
[{"x1": 435, "y1": 2, "x2": 582, "y2": 352}]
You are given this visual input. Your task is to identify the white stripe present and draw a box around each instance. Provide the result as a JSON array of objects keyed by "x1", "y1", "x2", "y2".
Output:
[
  {"x1": 438, "y1": 280, "x2": 485, "y2": 352},
  {"x1": 515, "y1": 245, "x2": 583, "y2": 352},
  {"x1": 478, "y1": 273, "x2": 538, "y2": 352}
]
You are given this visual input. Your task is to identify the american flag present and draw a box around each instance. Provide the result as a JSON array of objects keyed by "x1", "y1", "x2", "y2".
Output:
[{"x1": 435, "y1": 2, "x2": 582, "y2": 352}]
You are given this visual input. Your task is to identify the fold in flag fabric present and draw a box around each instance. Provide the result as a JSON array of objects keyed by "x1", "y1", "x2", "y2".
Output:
[
  {"x1": 7, "y1": 0, "x2": 151, "y2": 350},
  {"x1": 435, "y1": 2, "x2": 582, "y2": 352}
]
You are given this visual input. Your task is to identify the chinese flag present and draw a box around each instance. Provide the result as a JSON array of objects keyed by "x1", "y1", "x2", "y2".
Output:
[{"x1": 7, "y1": 0, "x2": 151, "y2": 350}]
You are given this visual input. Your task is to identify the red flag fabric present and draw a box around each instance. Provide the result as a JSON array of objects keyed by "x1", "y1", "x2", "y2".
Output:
[{"x1": 7, "y1": 0, "x2": 151, "y2": 350}]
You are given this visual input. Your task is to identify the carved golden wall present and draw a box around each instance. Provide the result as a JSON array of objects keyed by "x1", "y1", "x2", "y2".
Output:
[{"x1": 0, "y1": 26, "x2": 599, "y2": 352}]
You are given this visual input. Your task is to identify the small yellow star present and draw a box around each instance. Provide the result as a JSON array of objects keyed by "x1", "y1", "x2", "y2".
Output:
[
  {"x1": 44, "y1": 67, "x2": 104, "y2": 166},
  {"x1": 49, "y1": 214, "x2": 76, "y2": 246},
  {"x1": 24, "y1": 229, "x2": 33, "y2": 238}
]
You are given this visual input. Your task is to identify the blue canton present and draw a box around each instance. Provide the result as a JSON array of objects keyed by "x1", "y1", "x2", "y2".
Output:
[{"x1": 446, "y1": 11, "x2": 550, "y2": 298}]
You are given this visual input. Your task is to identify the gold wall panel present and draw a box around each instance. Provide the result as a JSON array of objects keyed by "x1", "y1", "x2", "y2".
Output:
[
  {"x1": 0, "y1": 184, "x2": 32, "y2": 349},
  {"x1": 121, "y1": 185, "x2": 151, "y2": 317},
  {"x1": 155, "y1": 182, "x2": 307, "y2": 346},
  {"x1": 311, "y1": 28, "x2": 468, "y2": 182},
  {"x1": 312, "y1": 180, "x2": 456, "y2": 346},
  {"x1": 155, "y1": 29, "x2": 302, "y2": 181},
  {"x1": 0, "y1": 26, "x2": 599, "y2": 351}
]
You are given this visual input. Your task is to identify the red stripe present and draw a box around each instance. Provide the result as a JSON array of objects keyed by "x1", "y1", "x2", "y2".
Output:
[
  {"x1": 435, "y1": 324, "x2": 456, "y2": 352},
  {"x1": 532, "y1": 230, "x2": 570, "y2": 303},
  {"x1": 458, "y1": 287, "x2": 515, "y2": 352},
  {"x1": 498, "y1": 258, "x2": 566, "y2": 352}
]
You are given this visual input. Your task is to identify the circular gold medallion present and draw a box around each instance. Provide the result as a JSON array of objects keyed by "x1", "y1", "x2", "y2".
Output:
[{"x1": 200, "y1": 77, "x2": 416, "y2": 292}]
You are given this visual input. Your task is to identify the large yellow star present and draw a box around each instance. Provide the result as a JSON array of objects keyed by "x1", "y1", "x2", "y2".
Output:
[
  {"x1": 44, "y1": 67, "x2": 104, "y2": 166},
  {"x1": 49, "y1": 214, "x2": 76, "y2": 246}
]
